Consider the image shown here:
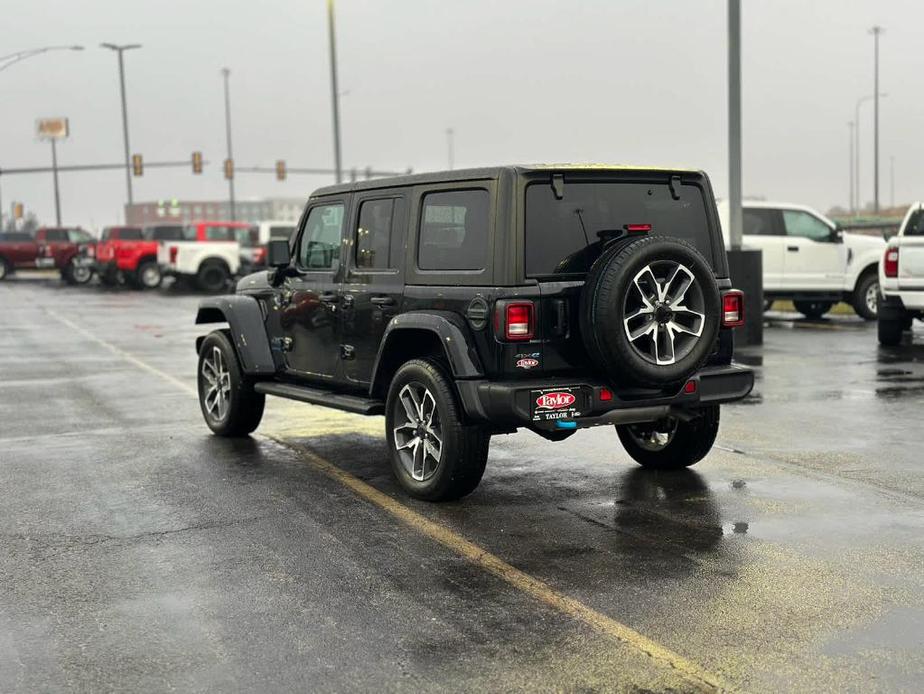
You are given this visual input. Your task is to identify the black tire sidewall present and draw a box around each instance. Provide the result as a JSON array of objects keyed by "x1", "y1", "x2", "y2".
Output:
[
  {"x1": 581, "y1": 236, "x2": 721, "y2": 387},
  {"x1": 617, "y1": 405, "x2": 720, "y2": 469},
  {"x1": 0, "y1": 258, "x2": 10, "y2": 280},
  {"x1": 136, "y1": 260, "x2": 162, "y2": 289},
  {"x1": 197, "y1": 331, "x2": 264, "y2": 435},
  {"x1": 853, "y1": 273, "x2": 879, "y2": 320},
  {"x1": 385, "y1": 359, "x2": 482, "y2": 501},
  {"x1": 197, "y1": 263, "x2": 229, "y2": 293}
]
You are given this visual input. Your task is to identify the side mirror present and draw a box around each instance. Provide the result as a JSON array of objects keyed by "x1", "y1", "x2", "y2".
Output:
[
  {"x1": 831, "y1": 229, "x2": 844, "y2": 243},
  {"x1": 267, "y1": 239, "x2": 291, "y2": 268}
]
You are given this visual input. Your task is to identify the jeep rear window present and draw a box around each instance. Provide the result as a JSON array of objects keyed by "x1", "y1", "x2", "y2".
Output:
[
  {"x1": 524, "y1": 180, "x2": 716, "y2": 277},
  {"x1": 905, "y1": 209, "x2": 924, "y2": 236},
  {"x1": 418, "y1": 190, "x2": 488, "y2": 271}
]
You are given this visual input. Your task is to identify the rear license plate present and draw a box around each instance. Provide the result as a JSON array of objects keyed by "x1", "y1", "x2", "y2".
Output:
[{"x1": 530, "y1": 386, "x2": 585, "y2": 422}]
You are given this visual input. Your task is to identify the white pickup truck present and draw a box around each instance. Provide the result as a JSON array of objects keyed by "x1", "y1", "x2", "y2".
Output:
[
  {"x1": 718, "y1": 201, "x2": 885, "y2": 319},
  {"x1": 158, "y1": 240, "x2": 240, "y2": 292},
  {"x1": 877, "y1": 202, "x2": 924, "y2": 344}
]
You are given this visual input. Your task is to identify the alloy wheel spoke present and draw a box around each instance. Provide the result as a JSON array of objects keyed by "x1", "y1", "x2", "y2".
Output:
[{"x1": 398, "y1": 386, "x2": 419, "y2": 424}]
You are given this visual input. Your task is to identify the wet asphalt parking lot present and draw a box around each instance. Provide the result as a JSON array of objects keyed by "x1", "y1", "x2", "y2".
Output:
[{"x1": 2, "y1": 273, "x2": 924, "y2": 693}]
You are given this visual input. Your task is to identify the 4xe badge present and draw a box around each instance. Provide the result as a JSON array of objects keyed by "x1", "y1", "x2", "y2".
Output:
[{"x1": 515, "y1": 352, "x2": 540, "y2": 370}]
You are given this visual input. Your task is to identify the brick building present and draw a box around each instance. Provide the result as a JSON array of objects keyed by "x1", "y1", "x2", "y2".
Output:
[{"x1": 125, "y1": 197, "x2": 304, "y2": 226}]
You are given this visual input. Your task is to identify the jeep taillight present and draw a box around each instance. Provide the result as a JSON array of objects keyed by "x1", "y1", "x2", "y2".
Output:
[
  {"x1": 884, "y1": 248, "x2": 899, "y2": 278},
  {"x1": 496, "y1": 301, "x2": 534, "y2": 341},
  {"x1": 169, "y1": 246, "x2": 178, "y2": 264},
  {"x1": 722, "y1": 290, "x2": 745, "y2": 328}
]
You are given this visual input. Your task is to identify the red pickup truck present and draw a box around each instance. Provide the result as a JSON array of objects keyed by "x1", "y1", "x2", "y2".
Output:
[
  {"x1": 34, "y1": 227, "x2": 96, "y2": 284},
  {"x1": 0, "y1": 227, "x2": 95, "y2": 283},
  {"x1": 96, "y1": 224, "x2": 187, "y2": 289},
  {"x1": 0, "y1": 232, "x2": 40, "y2": 280}
]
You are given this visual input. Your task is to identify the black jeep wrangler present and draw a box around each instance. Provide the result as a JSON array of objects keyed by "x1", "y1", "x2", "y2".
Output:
[{"x1": 194, "y1": 165, "x2": 753, "y2": 501}]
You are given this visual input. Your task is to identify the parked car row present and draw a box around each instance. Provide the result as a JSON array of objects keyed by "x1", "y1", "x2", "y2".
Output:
[{"x1": 0, "y1": 220, "x2": 295, "y2": 293}]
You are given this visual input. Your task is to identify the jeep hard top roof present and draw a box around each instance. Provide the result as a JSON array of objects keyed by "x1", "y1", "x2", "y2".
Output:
[{"x1": 310, "y1": 164, "x2": 704, "y2": 197}]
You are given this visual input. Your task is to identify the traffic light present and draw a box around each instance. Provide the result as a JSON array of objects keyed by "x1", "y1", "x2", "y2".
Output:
[
  {"x1": 13, "y1": 202, "x2": 23, "y2": 220},
  {"x1": 275, "y1": 159, "x2": 286, "y2": 181},
  {"x1": 131, "y1": 154, "x2": 143, "y2": 176},
  {"x1": 192, "y1": 151, "x2": 203, "y2": 174},
  {"x1": 223, "y1": 158, "x2": 234, "y2": 180}
]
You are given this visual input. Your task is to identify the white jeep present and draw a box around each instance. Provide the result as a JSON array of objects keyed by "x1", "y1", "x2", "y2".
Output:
[
  {"x1": 718, "y1": 200, "x2": 885, "y2": 319},
  {"x1": 877, "y1": 202, "x2": 924, "y2": 344}
]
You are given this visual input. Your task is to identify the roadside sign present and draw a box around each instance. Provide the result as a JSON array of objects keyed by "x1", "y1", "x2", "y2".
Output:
[{"x1": 36, "y1": 117, "x2": 69, "y2": 141}]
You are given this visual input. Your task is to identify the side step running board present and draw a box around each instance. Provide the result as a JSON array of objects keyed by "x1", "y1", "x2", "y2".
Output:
[{"x1": 254, "y1": 382, "x2": 385, "y2": 416}]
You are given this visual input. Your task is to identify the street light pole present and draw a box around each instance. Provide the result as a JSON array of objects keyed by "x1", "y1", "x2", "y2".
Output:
[
  {"x1": 327, "y1": 0, "x2": 343, "y2": 184},
  {"x1": 0, "y1": 45, "x2": 83, "y2": 73},
  {"x1": 853, "y1": 92, "x2": 886, "y2": 216},
  {"x1": 728, "y1": 0, "x2": 742, "y2": 251},
  {"x1": 870, "y1": 25, "x2": 884, "y2": 214},
  {"x1": 101, "y1": 43, "x2": 141, "y2": 212},
  {"x1": 890, "y1": 155, "x2": 895, "y2": 209},
  {"x1": 221, "y1": 67, "x2": 235, "y2": 221},
  {"x1": 848, "y1": 121, "x2": 854, "y2": 214},
  {"x1": 50, "y1": 139, "x2": 61, "y2": 226}
]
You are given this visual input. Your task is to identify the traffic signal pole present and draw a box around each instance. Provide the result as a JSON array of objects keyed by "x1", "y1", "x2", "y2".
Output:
[
  {"x1": 50, "y1": 139, "x2": 61, "y2": 226},
  {"x1": 221, "y1": 68, "x2": 236, "y2": 221}
]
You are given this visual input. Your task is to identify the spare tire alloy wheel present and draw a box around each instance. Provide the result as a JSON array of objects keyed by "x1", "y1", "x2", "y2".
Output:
[
  {"x1": 392, "y1": 382, "x2": 442, "y2": 482},
  {"x1": 581, "y1": 236, "x2": 720, "y2": 387},
  {"x1": 624, "y1": 261, "x2": 706, "y2": 366}
]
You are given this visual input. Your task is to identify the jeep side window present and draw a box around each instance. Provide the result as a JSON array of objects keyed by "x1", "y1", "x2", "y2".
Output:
[
  {"x1": 355, "y1": 199, "x2": 395, "y2": 270},
  {"x1": 782, "y1": 210, "x2": 831, "y2": 241},
  {"x1": 298, "y1": 203, "x2": 344, "y2": 269},
  {"x1": 743, "y1": 209, "x2": 781, "y2": 236},
  {"x1": 418, "y1": 190, "x2": 488, "y2": 271}
]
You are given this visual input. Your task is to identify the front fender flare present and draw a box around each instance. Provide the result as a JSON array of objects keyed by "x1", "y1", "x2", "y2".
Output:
[{"x1": 195, "y1": 295, "x2": 275, "y2": 375}]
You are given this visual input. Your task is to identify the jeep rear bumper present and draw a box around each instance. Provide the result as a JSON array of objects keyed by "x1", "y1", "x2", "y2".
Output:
[{"x1": 455, "y1": 363, "x2": 754, "y2": 431}]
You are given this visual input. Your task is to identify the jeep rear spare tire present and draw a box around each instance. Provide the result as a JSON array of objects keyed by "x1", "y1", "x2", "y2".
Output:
[{"x1": 580, "y1": 235, "x2": 720, "y2": 387}]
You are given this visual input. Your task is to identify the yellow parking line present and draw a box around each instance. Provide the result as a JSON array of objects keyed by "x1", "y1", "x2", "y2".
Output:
[{"x1": 47, "y1": 308, "x2": 728, "y2": 692}]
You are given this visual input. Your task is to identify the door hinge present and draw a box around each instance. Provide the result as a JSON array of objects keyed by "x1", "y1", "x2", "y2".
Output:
[{"x1": 340, "y1": 344, "x2": 356, "y2": 360}]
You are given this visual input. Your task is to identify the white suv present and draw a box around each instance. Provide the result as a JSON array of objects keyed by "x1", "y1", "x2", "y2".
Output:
[{"x1": 718, "y1": 201, "x2": 885, "y2": 319}]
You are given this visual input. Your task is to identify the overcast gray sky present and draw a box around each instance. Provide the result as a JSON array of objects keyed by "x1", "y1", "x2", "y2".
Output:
[{"x1": 2, "y1": 0, "x2": 921, "y2": 229}]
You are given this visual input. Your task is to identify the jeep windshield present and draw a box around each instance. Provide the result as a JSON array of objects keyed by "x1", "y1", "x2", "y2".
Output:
[{"x1": 524, "y1": 177, "x2": 718, "y2": 277}]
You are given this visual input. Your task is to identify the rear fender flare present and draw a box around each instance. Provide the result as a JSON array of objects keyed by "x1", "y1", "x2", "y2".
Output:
[
  {"x1": 195, "y1": 295, "x2": 275, "y2": 375},
  {"x1": 370, "y1": 312, "x2": 484, "y2": 393}
]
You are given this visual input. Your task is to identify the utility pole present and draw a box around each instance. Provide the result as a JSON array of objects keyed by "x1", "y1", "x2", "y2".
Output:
[
  {"x1": 50, "y1": 139, "x2": 61, "y2": 226},
  {"x1": 870, "y1": 25, "x2": 884, "y2": 214},
  {"x1": 848, "y1": 121, "x2": 855, "y2": 214},
  {"x1": 221, "y1": 67, "x2": 235, "y2": 221},
  {"x1": 853, "y1": 93, "x2": 885, "y2": 216},
  {"x1": 327, "y1": 0, "x2": 343, "y2": 184},
  {"x1": 100, "y1": 43, "x2": 141, "y2": 210},
  {"x1": 728, "y1": 0, "x2": 742, "y2": 251}
]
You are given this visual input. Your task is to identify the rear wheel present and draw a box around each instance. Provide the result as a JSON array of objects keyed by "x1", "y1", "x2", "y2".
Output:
[
  {"x1": 0, "y1": 257, "x2": 10, "y2": 280},
  {"x1": 132, "y1": 260, "x2": 162, "y2": 290},
  {"x1": 852, "y1": 272, "x2": 879, "y2": 321},
  {"x1": 196, "y1": 262, "x2": 229, "y2": 293},
  {"x1": 385, "y1": 358, "x2": 489, "y2": 501},
  {"x1": 793, "y1": 300, "x2": 833, "y2": 320},
  {"x1": 616, "y1": 405, "x2": 719, "y2": 469},
  {"x1": 197, "y1": 331, "x2": 265, "y2": 436},
  {"x1": 878, "y1": 314, "x2": 905, "y2": 346}
]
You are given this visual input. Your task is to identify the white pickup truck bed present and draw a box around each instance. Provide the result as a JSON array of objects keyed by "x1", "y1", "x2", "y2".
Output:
[
  {"x1": 158, "y1": 240, "x2": 240, "y2": 293},
  {"x1": 878, "y1": 203, "x2": 924, "y2": 344}
]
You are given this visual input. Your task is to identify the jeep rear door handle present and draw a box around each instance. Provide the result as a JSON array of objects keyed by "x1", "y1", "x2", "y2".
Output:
[
  {"x1": 787, "y1": 246, "x2": 800, "y2": 252},
  {"x1": 370, "y1": 296, "x2": 395, "y2": 307}
]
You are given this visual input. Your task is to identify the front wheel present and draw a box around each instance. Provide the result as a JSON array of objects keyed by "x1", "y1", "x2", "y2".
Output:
[
  {"x1": 64, "y1": 258, "x2": 93, "y2": 285},
  {"x1": 197, "y1": 330, "x2": 265, "y2": 436},
  {"x1": 793, "y1": 300, "x2": 833, "y2": 320},
  {"x1": 385, "y1": 359, "x2": 489, "y2": 501},
  {"x1": 616, "y1": 405, "x2": 719, "y2": 469},
  {"x1": 852, "y1": 273, "x2": 879, "y2": 321}
]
